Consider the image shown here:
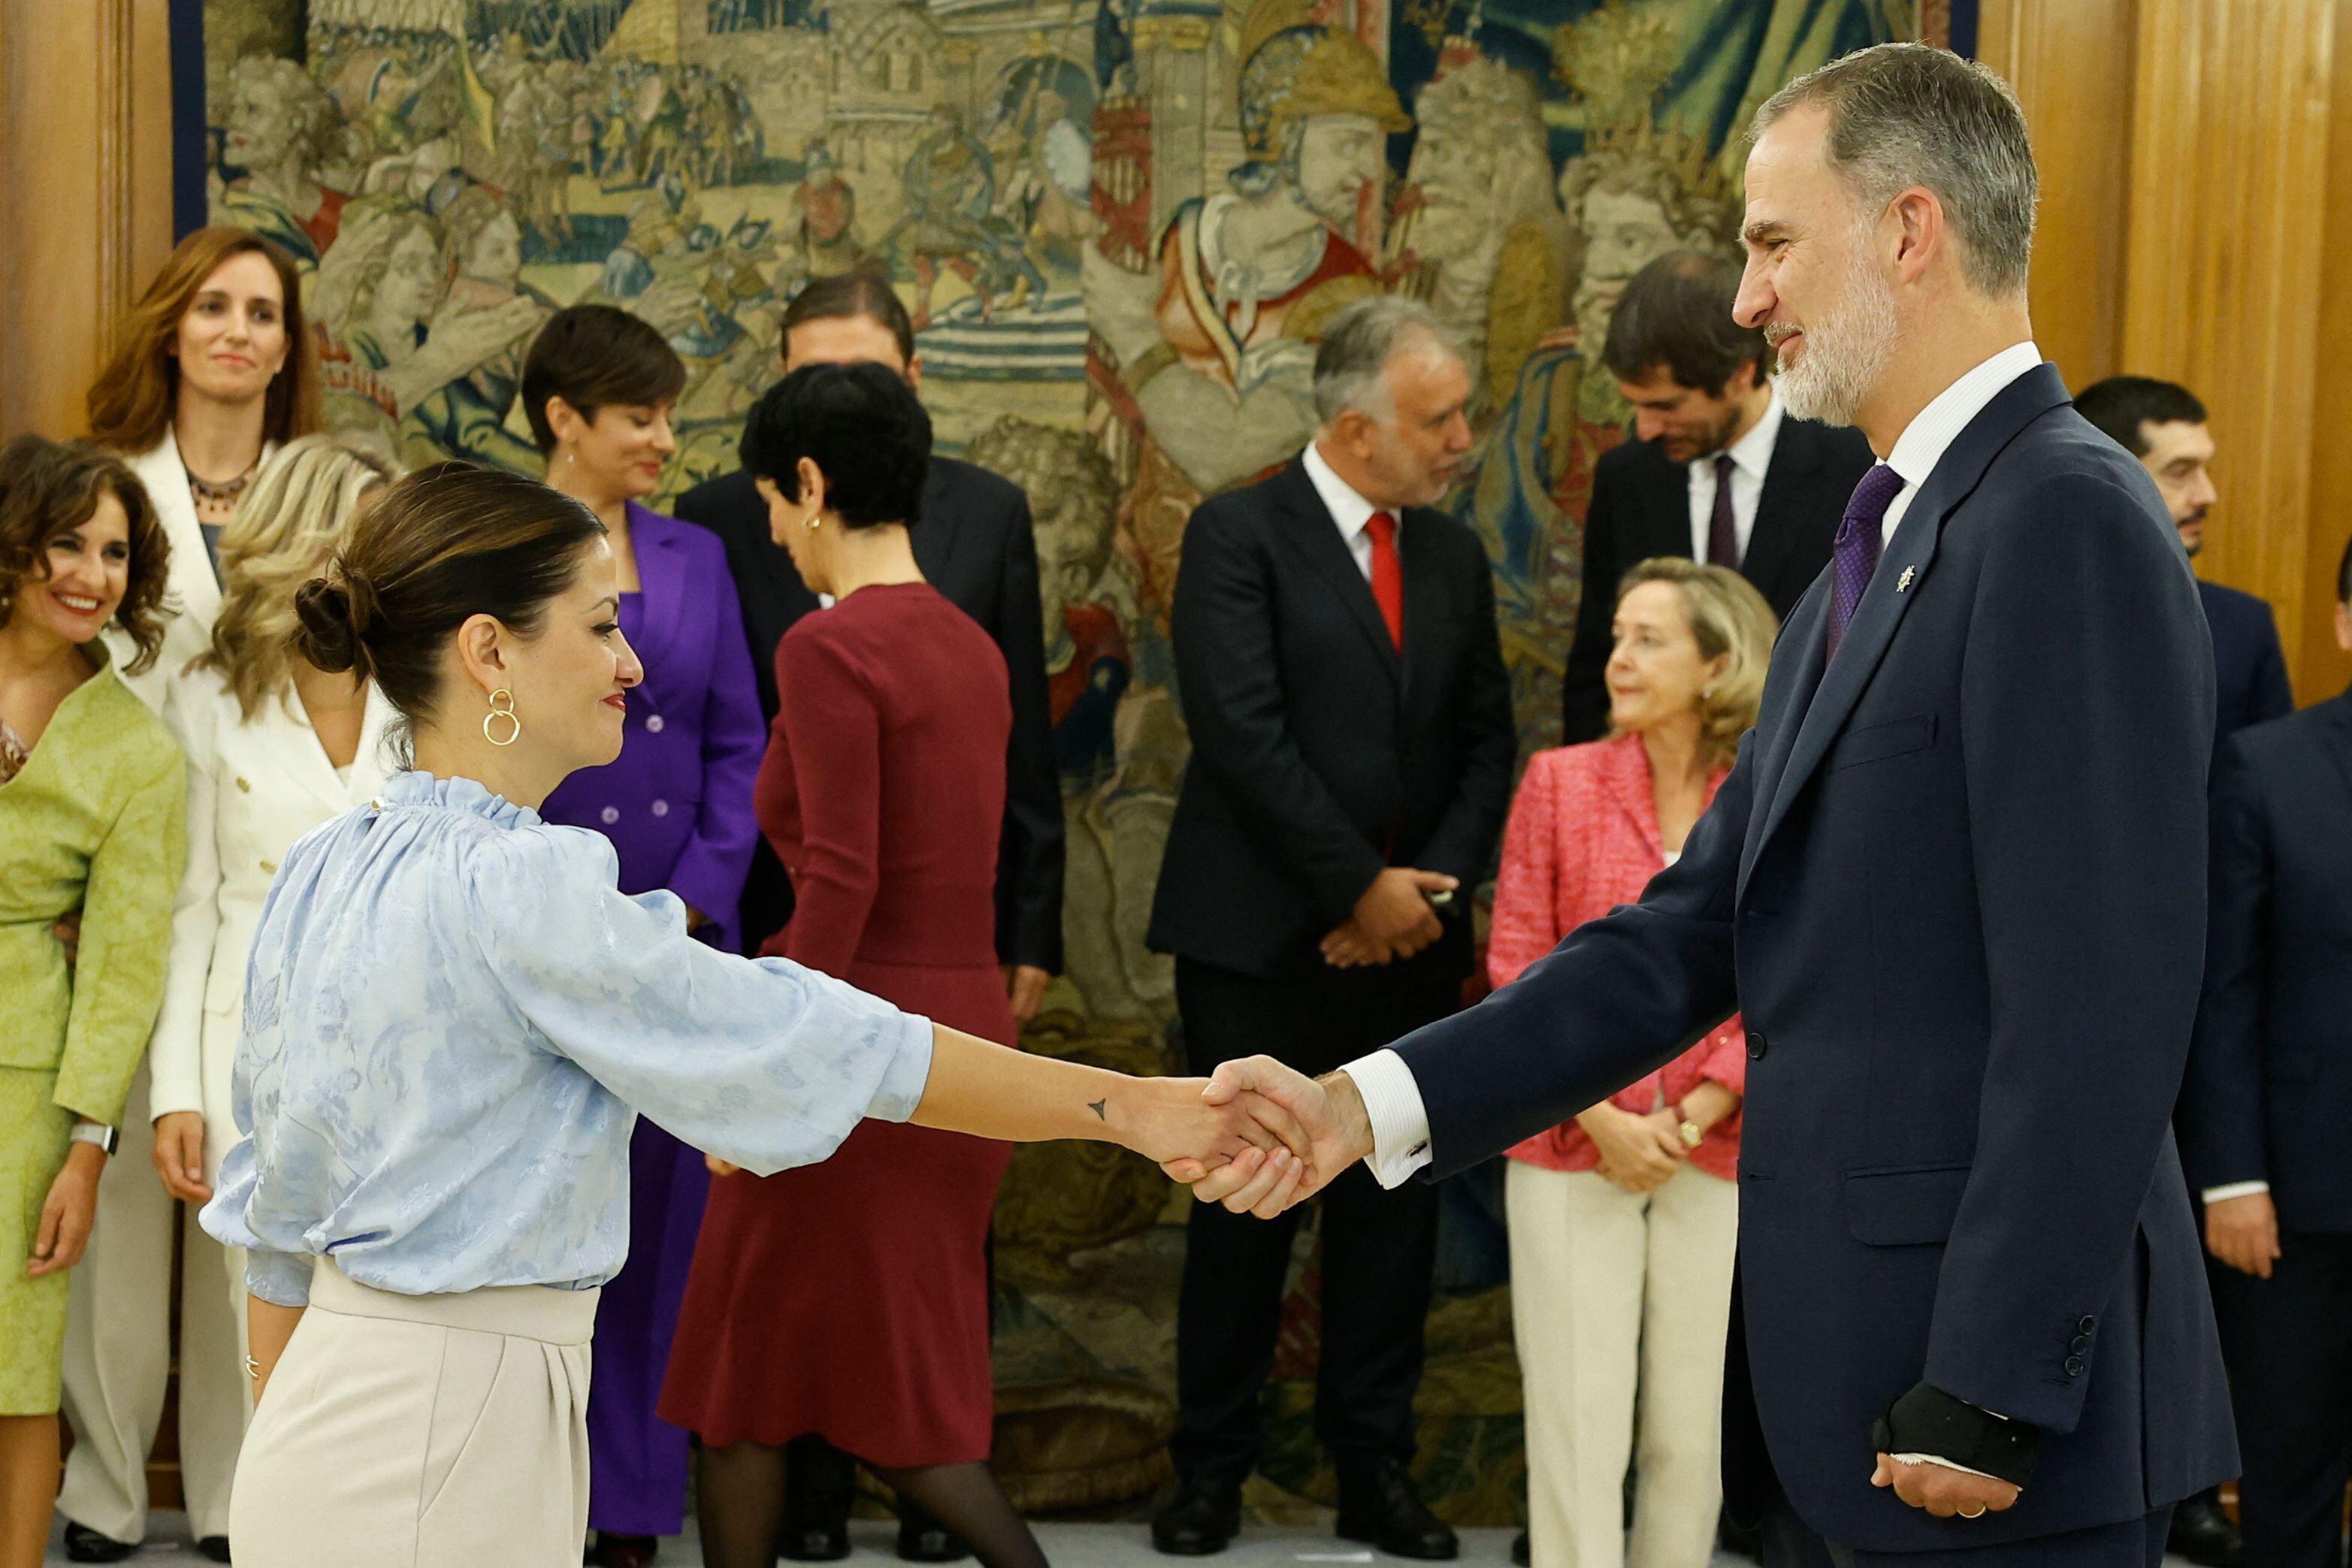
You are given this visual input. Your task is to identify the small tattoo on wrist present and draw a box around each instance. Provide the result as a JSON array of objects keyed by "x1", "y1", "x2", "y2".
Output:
[{"x1": 1088, "y1": 1098, "x2": 1108, "y2": 1121}]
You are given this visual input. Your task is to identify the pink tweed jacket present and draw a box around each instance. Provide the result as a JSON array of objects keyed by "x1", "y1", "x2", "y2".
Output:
[{"x1": 1487, "y1": 733, "x2": 1746, "y2": 1179}]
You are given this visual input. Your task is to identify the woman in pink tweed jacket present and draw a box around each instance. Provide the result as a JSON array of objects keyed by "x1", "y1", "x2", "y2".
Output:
[{"x1": 1491, "y1": 558, "x2": 1779, "y2": 1568}]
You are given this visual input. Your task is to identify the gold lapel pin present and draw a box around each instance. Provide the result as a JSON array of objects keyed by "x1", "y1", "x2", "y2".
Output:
[{"x1": 1897, "y1": 566, "x2": 1918, "y2": 593}]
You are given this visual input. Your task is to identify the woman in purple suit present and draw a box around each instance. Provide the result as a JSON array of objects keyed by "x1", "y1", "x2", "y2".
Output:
[{"x1": 523, "y1": 304, "x2": 767, "y2": 1568}]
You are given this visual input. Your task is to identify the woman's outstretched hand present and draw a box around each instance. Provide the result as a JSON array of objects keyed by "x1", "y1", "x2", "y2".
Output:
[{"x1": 1159, "y1": 1056, "x2": 1376, "y2": 1218}]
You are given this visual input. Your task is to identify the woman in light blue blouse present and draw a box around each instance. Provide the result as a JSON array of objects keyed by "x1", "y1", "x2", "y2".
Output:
[{"x1": 196, "y1": 464, "x2": 1312, "y2": 1568}]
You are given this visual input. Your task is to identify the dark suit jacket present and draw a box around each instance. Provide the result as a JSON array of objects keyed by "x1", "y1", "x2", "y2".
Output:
[
  {"x1": 1389, "y1": 365, "x2": 2236, "y2": 1549},
  {"x1": 1563, "y1": 415, "x2": 1876, "y2": 742},
  {"x1": 673, "y1": 457, "x2": 1064, "y2": 970},
  {"x1": 1145, "y1": 459, "x2": 1516, "y2": 980},
  {"x1": 2196, "y1": 579, "x2": 2295, "y2": 747},
  {"x1": 2181, "y1": 687, "x2": 2352, "y2": 1232}
]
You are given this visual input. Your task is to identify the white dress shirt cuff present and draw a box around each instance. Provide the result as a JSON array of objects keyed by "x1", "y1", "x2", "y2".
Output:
[
  {"x1": 2202, "y1": 1180, "x2": 2271, "y2": 1204},
  {"x1": 1337, "y1": 1049, "x2": 1433, "y2": 1189}
]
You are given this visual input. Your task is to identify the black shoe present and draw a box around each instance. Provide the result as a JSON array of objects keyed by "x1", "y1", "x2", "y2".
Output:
[
  {"x1": 1152, "y1": 1476, "x2": 1241, "y2": 1556},
  {"x1": 777, "y1": 1518, "x2": 851, "y2": 1563},
  {"x1": 1335, "y1": 1458, "x2": 1458, "y2": 1561},
  {"x1": 586, "y1": 1531, "x2": 658, "y2": 1568},
  {"x1": 896, "y1": 1506, "x2": 970, "y2": 1563},
  {"x1": 196, "y1": 1539, "x2": 233, "y2": 1566},
  {"x1": 778, "y1": 1437, "x2": 856, "y2": 1562},
  {"x1": 62, "y1": 1522, "x2": 140, "y2": 1563},
  {"x1": 2168, "y1": 1488, "x2": 2242, "y2": 1568},
  {"x1": 1510, "y1": 1529, "x2": 1530, "y2": 1566}
]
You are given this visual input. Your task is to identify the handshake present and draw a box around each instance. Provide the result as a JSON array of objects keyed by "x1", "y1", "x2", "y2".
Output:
[{"x1": 1138, "y1": 1058, "x2": 1382, "y2": 1218}]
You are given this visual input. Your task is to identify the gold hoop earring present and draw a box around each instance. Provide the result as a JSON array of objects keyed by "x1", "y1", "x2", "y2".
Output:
[{"x1": 482, "y1": 687, "x2": 521, "y2": 747}]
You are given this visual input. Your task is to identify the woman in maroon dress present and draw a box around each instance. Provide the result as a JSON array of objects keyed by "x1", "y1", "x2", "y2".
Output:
[{"x1": 661, "y1": 363, "x2": 1044, "y2": 1568}]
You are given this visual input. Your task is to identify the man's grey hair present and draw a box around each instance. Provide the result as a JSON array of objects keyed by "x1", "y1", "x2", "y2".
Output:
[
  {"x1": 1752, "y1": 43, "x2": 2038, "y2": 298},
  {"x1": 1313, "y1": 297, "x2": 1461, "y2": 425}
]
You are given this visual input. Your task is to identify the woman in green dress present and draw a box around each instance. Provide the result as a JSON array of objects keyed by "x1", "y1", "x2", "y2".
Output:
[{"x1": 0, "y1": 436, "x2": 186, "y2": 1568}]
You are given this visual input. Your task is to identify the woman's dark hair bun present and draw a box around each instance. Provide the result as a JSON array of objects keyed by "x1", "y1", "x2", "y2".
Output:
[{"x1": 292, "y1": 571, "x2": 373, "y2": 677}]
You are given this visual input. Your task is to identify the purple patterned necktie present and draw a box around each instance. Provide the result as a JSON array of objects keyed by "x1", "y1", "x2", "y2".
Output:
[
  {"x1": 1827, "y1": 463, "x2": 1906, "y2": 660},
  {"x1": 1708, "y1": 452, "x2": 1739, "y2": 569}
]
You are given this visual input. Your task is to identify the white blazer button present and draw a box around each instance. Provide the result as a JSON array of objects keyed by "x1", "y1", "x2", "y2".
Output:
[
  {"x1": 235, "y1": 777, "x2": 252, "y2": 793},
  {"x1": 645, "y1": 715, "x2": 664, "y2": 733},
  {"x1": 259, "y1": 860, "x2": 277, "y2": 873},
  {"x1": 600, "y1": 807, "x2": 621, "y2": 825},
  {"x1": 651, "y1": 799, "x2": 670, "y2": 817}
]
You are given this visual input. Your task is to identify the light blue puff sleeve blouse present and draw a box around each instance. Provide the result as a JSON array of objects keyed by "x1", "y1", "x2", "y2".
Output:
[{"x1": 200, "y1": 771, "x2": 936, "y2": 1307}]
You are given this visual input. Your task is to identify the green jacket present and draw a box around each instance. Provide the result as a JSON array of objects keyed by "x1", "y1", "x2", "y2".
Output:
[{"x1": 0, "y1": 645, "x2": 186, "y2": 1124}]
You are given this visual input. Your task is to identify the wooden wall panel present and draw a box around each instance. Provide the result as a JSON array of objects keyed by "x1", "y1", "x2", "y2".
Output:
[
  {"x1": 1977, "y1": 0, "x2": 2137, "y2": 391},
  {"x1": 2302, "y1": 0, "x2": 2352, "y2": 697},
  {"x1": 2121, "y1": 0, "x2": 2337, "y2": 695},
  {"x1": 0, "y1": 0, "x2": 174, "y2": 442}
]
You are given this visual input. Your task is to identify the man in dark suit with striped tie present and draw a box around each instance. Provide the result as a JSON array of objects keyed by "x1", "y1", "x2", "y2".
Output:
[{"x1": 1564, "y1": 251, "x2": 1876, "y2": 742}]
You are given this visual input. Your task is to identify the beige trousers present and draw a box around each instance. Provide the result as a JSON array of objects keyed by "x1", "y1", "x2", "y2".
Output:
[
  {"x1": 1507, "y1": 1160, "x2": 1740, "y2": 1568},
  {"x1": 230, "y1": 1261, "x2": 597, "y2": 1568},
  {"x1": 59, "y1": 1063, "x2": 247, "y2": 1542}
]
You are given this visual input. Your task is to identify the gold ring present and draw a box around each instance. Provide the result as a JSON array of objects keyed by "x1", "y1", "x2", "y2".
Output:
[{"x1": 1959, "y1": 1506, "x2": 1987, "y2": 1520}]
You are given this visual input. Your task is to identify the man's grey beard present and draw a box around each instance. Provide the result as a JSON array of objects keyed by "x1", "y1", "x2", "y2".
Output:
[{"x1": 1772, "y1": 243, "x2": 1900, "y2": 427}]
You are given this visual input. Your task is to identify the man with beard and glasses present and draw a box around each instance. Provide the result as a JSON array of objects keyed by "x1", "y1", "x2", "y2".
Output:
[
  {"x1": 1562, "y1": 250, "x2": 1874, "y2": 742},
  {"x1": 1173, "y1": 43, "x2": 2239, "y2": 1568},
  {"x1": 2076, "y1": 376, "x2": 2293, "y2": 750}
]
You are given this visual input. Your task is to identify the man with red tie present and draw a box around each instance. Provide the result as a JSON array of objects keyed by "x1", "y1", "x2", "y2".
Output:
[{"x1": 1144, "y1": 297, "x2": 1517, "y2": 1558}]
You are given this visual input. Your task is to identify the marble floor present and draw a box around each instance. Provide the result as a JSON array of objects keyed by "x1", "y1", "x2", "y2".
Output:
[
  {"x1": 35, "y1": 1514, "x2": 2208, "y2": 1566},
  {"x1": 46, "y1": 1517, "x2": 1532, "y2": 1566}
]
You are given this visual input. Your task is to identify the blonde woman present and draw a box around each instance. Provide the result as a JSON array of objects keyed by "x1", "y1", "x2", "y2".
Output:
[
  {"x1": 1488, "y1": 559, "x2": 1777, "y2": 1568},
  {"x1": 146, "y1": 436, "x2": 400, "y2": 1400}
]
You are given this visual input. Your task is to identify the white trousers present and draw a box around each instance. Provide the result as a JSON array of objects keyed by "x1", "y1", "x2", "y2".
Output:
[
  {"x1": 59, "y1": 1064, "x2": 247, "y2": 1542},
  {"x1": 230, "y1": 1262, "x2": 597, "y2": 1567},
  {"x1": 1507, "y1": 1160, "x2": 1740, "y2": 1568}
]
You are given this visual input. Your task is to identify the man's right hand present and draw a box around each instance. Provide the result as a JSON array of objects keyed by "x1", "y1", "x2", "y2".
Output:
[
  {"x1": 2205, "y1": 1189, "x2": 2281, "y2": 1278},
  {"x1": 1352, "y1": 868, "x2": 1457, "y2": 958},
  {"x1": 152, "y1": 1111, "x2": 213, "y2": 1204}
]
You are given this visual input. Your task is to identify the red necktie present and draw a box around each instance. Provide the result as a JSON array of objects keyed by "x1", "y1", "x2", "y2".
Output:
[{"x1": 1365, "y1": 511, "x2": 1403, "y2": 651}]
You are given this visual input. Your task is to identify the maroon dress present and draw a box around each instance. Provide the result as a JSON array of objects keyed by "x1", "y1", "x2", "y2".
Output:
[{"x1": 661, "y1": 582, "x2": 1018, "y2": 1465}]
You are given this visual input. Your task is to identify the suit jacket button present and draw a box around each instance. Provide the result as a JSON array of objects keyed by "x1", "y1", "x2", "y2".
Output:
[
  {"x1": 2064, "y1": 1355, "x2": 2086, "y2": 1376},
  {"x1": 2077, "y1": 1316, "x2": 2097, "y2": 1332},
  {"x1": 2069, "y1": 1335, "x2": 2091, "y2": 1354},
  {"x1": 1747, "y1": 1032, "x2": 1769, "y2": 1060},
  {"x1": 645, "y1": 715, "x2": 664, "y2": 733}
]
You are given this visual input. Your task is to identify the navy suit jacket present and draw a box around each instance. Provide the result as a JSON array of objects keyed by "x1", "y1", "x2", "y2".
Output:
[
  {"x1": 2181, "y1": 687, "x2": 2352, "y2": 1231},
  {"x1": 1387, "y1": 365, "x2": 2236, "y2": 1550},
  {"x1": 2196, "y1": 579, "x2": 2294, "y2": 747}
]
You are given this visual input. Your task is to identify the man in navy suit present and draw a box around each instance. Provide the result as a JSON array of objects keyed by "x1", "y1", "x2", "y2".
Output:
[
  {"x1": 2075, "y1": 376, "x2": 2295, "y2": 747},
  {"x1": 2178, "y1": 539, "x2": 2352, "y2": 1568},
  {"x1": 1171, "y1": 43, "x2": 2238, "y2": 1567}
]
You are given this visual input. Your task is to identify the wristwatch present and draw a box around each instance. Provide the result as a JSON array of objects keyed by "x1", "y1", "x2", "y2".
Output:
[
  {"x1": 1674, "y1": 1107, "x2": 1704, "y2": 1150},
  {"x1": 70, "y1": 1122, "x2": 119, "y2": 1156}
]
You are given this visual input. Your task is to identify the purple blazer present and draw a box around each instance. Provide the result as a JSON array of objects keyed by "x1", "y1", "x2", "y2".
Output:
[{"x1": 542, "y1": 502, "x2": 765, "y2": 953}]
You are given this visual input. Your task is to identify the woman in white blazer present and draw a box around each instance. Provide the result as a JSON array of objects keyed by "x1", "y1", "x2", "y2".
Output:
[
  {"x1": 61, "y1": 227, "x2": 324, "y2": 1564},
  {"x1": 152, "y1": 437, "x2": 401, "y2": 1222}
]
